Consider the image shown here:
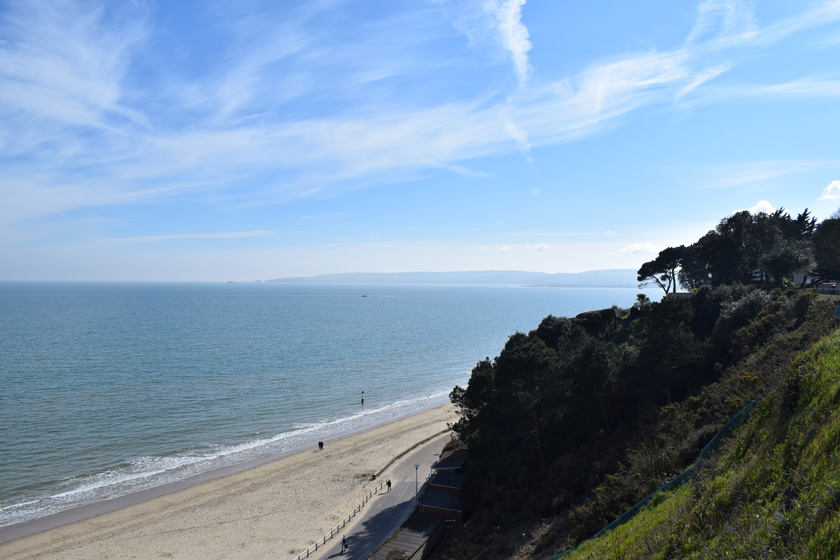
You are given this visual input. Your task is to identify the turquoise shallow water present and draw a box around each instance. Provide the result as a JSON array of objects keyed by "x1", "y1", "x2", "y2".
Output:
[{"x1": 0, "y1": 282, "x2": 656, "y2": 527}]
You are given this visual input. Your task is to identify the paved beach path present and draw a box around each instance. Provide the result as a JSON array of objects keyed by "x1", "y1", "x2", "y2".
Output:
[{"x1": 311, "y1": 432, "x2": 451, "y2": 560}]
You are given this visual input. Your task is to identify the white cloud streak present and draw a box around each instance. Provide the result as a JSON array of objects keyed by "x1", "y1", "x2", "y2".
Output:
[
  {"x1": 686, "y1": 0, "x2": 758, "y2": 47},
  {"x1": 694, "y1": 160, "x2": 835, "y2": 190},
  {"x1": 2, "y1": 0, "x2": 839, "y2": 234},
  {"x1": 103, "y1": 230, "x2": 277, "y2": 244},
  {"x1": 620, "y1": 242, "x2": 659, "y2": 254},
  {"x1": 675, "y1": 63, "x2": 732, "y2": 99},
  {"x1": 0, "y1": 0, "x2": 149, "y2": 143},
  {"x1": 752, "y1": 0, "x2": 840, "y2": 46},
  {"x1": 487, "y1": 0, "x2": 532, "y2": 86}
]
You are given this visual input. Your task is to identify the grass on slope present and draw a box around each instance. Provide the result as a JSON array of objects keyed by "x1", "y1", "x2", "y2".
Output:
[{"x1": 560, "y1": 325, "x2": 840, "y2": 559}]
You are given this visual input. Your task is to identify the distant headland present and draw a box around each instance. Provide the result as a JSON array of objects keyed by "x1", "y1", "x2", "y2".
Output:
[{"x1": 264, "y1": 269, "x2": 638, "y2": 288}]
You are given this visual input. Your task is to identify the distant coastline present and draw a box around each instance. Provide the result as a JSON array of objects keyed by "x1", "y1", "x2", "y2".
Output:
[{"x1": 263, "y1": 269, "x2": 638, "y2": 288}]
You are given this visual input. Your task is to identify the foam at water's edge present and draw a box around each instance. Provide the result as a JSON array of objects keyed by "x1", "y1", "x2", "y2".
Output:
[{"x1": 0, "y1": 390, "x2": 454, "y2": 528}]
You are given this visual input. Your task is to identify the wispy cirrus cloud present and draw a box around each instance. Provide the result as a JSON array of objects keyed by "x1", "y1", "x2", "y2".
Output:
[
  {"x1": 505, "y1": 49, "x2": 699, "y2": 148},
  {"x1": 686, "y1": 0, "x2": 757, "y2": 47},
  {"x1": 693, "y1": 160, "x2": 837, "y2": 190},
  {"x1": 748, "y1": 77, "x2": 840, "y2": 97},
  {"x1": 486, "y1": 0, "x2": 532, "y2": 86},
  {"x1": 103, "y1": 230, "x2": 277, "y2": 244},
  {"x1": 3, "y1": 0, "x2": 840, "y2": 233},
  {"x1": 752, "y1": 0, "x2": 840, "y2": 46},
  {"x1": 0, "y1": 0, "x2": 149, "y2": 143},
  {"x1": 675, "y1": 63, "x2": 733, "y2": 99},
  {"x1": 685, "y1": 76, "x2": 840, "y2": 105},
  {"x1": 440, "y1": 0, "x2": 531, "y2": 86},
  {"x1": 681, "y1": 0, "x2": 840, "y2": 56}
]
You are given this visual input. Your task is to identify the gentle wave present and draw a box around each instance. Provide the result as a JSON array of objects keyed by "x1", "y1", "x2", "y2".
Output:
[
  {"x1": 1, "y1": 283, "x2": 653, "y2": 530},
  {"x1": 0, "y1": 390, "x2": 451, "y2": 527}
]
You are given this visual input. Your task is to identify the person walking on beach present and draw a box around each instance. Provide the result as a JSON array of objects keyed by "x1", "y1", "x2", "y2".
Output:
[
  {"x1": 386, "y1": 479, "x2": 391, "y2": 492},
  {"x1": 318, "y1": 441, "x2": 324, "y2": 451},
  {"x1": 341, "y1": 535, "x2": 348, "y2": 553}
]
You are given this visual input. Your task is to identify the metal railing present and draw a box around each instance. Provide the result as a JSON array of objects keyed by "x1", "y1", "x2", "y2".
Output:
[
  {"x1": 365, "y1": 472, "x2": 435, "y2": 560},
  {"x1": 292, "y1": 470, "x2": 435, "y2": 560},
  {"x1": 292, "y1": 480, "x2": 386, "y2": 560}
]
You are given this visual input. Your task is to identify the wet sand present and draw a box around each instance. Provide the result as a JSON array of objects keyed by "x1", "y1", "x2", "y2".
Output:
[{"x1": 0, "y1": 403, "x2": 458, "y2": 560}]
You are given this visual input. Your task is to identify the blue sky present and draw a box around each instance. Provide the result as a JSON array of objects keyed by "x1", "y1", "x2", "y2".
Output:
[{"x1": 2, "y1": 0, "x2": 840, "y2": 281}]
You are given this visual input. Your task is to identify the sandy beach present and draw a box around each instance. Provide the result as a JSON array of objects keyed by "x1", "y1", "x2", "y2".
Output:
[{"x1": 0, "y1": 403, "x2": 458, "y2": 560}]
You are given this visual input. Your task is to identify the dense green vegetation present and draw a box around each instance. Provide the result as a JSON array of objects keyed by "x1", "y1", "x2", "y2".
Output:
[
  {"x1": 564, "y1": 326, "x2": 840, "y2": 559},
  {"x1": 437, "y1": 209, "x2": 840, "y2": 559},
  {"x1": 637, "y1": 208, "x2": 840, "y2": 294}
]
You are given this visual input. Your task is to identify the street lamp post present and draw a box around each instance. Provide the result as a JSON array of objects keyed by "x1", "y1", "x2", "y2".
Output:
[{"x1": 414, "y1": 464, "x2": 420, "y2": 496}]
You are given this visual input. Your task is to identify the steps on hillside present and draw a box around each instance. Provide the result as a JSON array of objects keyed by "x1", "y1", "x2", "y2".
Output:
[{"x1": 367, "y1": 512, "x2": 443, "y2": 560}]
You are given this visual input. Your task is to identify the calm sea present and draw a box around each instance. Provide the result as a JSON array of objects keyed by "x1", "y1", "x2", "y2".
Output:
[{"x1": 0, "y1": 282, "x2": 656, "y2": 528}]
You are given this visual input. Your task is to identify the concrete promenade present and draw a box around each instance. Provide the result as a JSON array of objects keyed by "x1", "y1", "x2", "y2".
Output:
[{"x1": 309, "y1": 432, "x2": 450, "y2": 560}]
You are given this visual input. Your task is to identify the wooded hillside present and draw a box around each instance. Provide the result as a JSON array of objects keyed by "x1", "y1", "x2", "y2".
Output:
[{"x1": 438, "y1": 209, "x2": 840, "y2": 559}]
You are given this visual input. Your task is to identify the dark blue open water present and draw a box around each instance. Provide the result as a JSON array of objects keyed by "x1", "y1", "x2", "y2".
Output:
[{"x1": 0, "y1": 282, "x2": 657, "y2": 527}]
